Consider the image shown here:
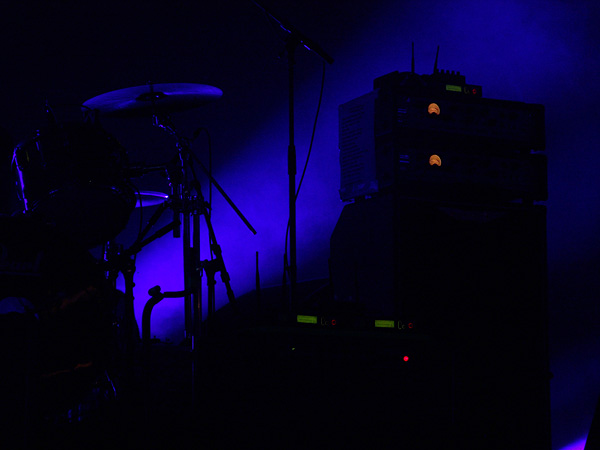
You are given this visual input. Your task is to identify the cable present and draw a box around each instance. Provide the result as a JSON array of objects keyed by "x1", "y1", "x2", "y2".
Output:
[
  {"x1": 192, "y1": 127, "x2": 213, "y2": 217},
  {"x1": 296, "y1": 61, "x2": 326, "y2": 201}
]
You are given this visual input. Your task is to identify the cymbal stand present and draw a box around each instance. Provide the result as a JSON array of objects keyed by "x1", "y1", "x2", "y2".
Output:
[
  {"x1": 148, "y1": 114, "x2": 255, "y2": 406},
  {"x1": 153, "y1": 115, "x2": 205, "y2": 346},
  {"x1": 103, "y1": 241, "x2": 137, "y2": 366},
  {"x1": 192, "y1": 176, "x2": 238, "y2": 335}
]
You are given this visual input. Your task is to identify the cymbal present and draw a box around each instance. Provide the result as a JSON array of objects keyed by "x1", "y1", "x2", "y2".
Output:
[
  {"x1": 136, "y1": 191, "x2": 169, "y2": 208},
  {"x1": 82, "y1": 83, "x2": 223, "y2": 117}
]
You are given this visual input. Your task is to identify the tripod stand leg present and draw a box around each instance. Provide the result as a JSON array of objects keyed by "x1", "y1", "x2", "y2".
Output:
[
  {"x1": 183, "y1": 211, "x2": 193, "y2": 341},
  {"x1": 191, "y1": 212, "x2": 202, "y2": 406},
  {"x1": 122, "y1": 256, "x2": 140, "y2": 359}
]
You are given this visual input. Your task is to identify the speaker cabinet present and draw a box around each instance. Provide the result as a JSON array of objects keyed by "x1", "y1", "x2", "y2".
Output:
[{"x1": 330, "y1": 194, "x2": 551, "y2": 449}]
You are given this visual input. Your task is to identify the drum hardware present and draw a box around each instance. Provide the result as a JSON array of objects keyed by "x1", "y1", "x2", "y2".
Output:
[
  {"x1": 103, "y1": 199, "x2": 176, "y2": 335},
  {"x1": 147, "y1": 112, "x2": 257, "y2": 406},
  {"x1": 141, "y1": 112, "x2": 255, "y2": 336},
  {"x1": 5, "y1": 81, "x2": 250, "y2": 442},
  {"x1": 103, "y1": 241, "x2": 138, "y2": 346},
  {"x1": 81, "y1": 83, "x2": 256, "y2": 409}
]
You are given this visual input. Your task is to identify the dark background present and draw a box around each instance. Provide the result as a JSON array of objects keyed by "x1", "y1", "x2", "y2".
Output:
[{"x1": 0, "y1": 1, "x2": 598, "y2": 448}]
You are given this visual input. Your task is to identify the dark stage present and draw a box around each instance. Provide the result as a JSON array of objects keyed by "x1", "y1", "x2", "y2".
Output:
[{"x1": 1, "y1": 1, "x2": 599, "y2": 449}]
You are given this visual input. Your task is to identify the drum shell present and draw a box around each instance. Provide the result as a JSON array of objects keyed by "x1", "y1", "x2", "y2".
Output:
[{"x1": 12, "y1": 122, "x2": 136, "y2": 247}]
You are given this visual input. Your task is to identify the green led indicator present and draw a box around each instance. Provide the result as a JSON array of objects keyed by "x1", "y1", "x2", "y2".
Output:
[
  {"x1": 374, "y1": 320, "x2": 395, "y2": 328},
  {"x1": 297, "y1": 315, "x2": 318, "y2": 324},
  {"x1": 445, "y1": 84, "x2": 462, "y2": 92}
]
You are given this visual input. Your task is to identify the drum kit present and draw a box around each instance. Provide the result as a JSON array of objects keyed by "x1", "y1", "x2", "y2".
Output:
[
  {"x1": 3, "y1": 4, "x2": 332, "y2": 439},
  {"x1": 4, "y1": 82, "x2": 256, "y2": 434}
]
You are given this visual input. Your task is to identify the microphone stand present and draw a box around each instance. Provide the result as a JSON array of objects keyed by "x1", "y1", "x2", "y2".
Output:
[{"x1": 252, "y1": 1, "x2": 333, "y2": 315}]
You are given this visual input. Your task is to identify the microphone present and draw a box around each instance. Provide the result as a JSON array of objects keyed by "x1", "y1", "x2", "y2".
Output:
[{"x1": 252, "y1": 0, "x2": 334, "y2": 65}]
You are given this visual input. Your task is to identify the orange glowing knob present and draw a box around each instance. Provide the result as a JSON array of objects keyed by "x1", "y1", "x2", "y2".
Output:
[
  {"x1": 428, "y1": 103, "x2": 441, "y2": 115},
  {"x1": 429, "y1": 154, "x2": 442, "y2": 167}
]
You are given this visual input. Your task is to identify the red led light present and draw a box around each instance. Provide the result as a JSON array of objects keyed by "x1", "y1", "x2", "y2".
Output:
[
  {"x1": 472, "y1": 88, "x2": 477, "y2": 95},
  {"x1": 331, "y1": 319, "x2": 337, "y2": 326},
  {"x1": 408, "y1": 323, "x2": 414, "y2": 329},
  {"x1": 403, "y1": 356, "x2": 409, "y2": 362}
]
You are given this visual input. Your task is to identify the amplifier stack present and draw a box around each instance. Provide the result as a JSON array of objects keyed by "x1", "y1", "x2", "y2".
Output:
[
  {"x1": 338, "y1": 66, "x2": 546, "y2": 203},
  {"x1": 330, "y1": 59, "x2": 551, "y2": 449}
]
